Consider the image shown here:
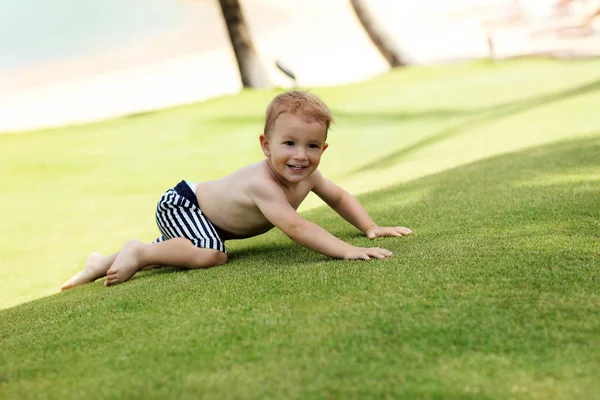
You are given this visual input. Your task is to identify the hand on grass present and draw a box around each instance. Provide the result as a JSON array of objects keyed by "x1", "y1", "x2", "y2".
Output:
[
  {"x1": 344, "y1": 246, "x2": 393, "y2": 260},
  {"x1": 366, "y1": 226, "x2": 412, "y2": 239}
]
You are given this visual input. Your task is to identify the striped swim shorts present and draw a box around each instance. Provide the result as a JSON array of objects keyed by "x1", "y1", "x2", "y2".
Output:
[{"x1": 153, "y1": 180, "x2": 226, "y2": 253}]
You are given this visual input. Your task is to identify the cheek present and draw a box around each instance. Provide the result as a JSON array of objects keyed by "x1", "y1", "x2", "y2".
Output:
[
  {"x1": 273, "y1": 148, "x2": 290, "y2": 160},
  {"x1": 309, "y1": 152, "x2": 322, "y2": 164}
]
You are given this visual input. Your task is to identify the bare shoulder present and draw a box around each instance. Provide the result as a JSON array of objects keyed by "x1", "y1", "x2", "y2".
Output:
[{"x1": 233, "y1": 161, "x2": 271, "y2": 185}]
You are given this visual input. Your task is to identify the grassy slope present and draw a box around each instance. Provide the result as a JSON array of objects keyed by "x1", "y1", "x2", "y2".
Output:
[{"x1": 1, "y1": 59, "x2": 599, "y2": 399}]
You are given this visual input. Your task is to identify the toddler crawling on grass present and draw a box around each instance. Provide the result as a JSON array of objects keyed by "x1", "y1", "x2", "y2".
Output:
[{"x1": 61, "y1": 91, "x2": 412, "y2": 290}]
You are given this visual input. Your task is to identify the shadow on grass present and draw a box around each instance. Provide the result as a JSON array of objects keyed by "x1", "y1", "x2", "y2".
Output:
[
  {"x1": 334, "y1": 108, "x2": 471, "y2": 122},
  {"x1": 197, "y1": 110, "x2": 467, "y2": 132},
  {"x1": 226, "y1": 242, "x2": 297, "y2": 260},
  {"x1": 353, "y1": 135, "x2": 600, "y2": 247},
  {"x1": 123, "y1": 242, "x2": 319, "y2": 284},
  {"x1": 300, "y1": 135, "x2": 600, "y2": 259},
  {"x1": 350, "y1": 77, "x2": 600, "y2": 174}
]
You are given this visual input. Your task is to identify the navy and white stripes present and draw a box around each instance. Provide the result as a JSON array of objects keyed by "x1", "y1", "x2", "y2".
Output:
[{"x1": 153, "y1": 182, "x2": 226, "y2": 253}]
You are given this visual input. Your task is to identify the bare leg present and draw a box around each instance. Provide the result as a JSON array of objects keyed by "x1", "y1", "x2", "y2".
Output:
[
  {"x1": 105, "y1": 238, "x2": 227, "y2": 286},
  {"x1": 60, "y1": 252, "x2": 118, "y2": 291}
]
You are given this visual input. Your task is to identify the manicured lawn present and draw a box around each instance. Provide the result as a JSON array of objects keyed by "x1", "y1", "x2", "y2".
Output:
[{"x1": 1, "y1": 59, "x2": 599, "y2": 399}]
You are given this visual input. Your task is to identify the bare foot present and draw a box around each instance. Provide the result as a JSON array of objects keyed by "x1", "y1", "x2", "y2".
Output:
[
  {"x1": 60, "y1": 252, "x2": 113, "y2": 291},
  {"x1": 105, "y1": 240, "x2": 143, "y2": 286}
]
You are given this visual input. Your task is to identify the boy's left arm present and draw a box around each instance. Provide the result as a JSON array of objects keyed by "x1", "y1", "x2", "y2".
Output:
[{"x1": 311, "y1": 171, "x2": 412, "y2": 239}]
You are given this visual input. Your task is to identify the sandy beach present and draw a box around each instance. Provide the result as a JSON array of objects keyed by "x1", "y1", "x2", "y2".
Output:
[{"x1": 0, "y1": 0, "x2": 598, "y2": 133}]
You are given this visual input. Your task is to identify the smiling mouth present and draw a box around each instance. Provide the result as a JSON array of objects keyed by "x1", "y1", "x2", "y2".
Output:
[{"x1": 287, "y1": 164, "x2": 307, "y2": 171}]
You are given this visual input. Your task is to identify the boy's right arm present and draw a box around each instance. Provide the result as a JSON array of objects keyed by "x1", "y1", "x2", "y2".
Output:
[{"x1": 249, "y1": 180, "x2": 392, "y2": 260}]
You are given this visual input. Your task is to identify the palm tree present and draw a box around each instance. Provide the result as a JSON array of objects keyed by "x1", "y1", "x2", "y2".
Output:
[
  {"x1": 349, "y1": 0, "x2": 406, "y2": 67},
  {"x1": 218, "y1": 0, "x2": 270, "y2": 88}
]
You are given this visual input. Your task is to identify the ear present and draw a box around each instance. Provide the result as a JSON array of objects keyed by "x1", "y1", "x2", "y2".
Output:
[
  {"x1": 259, "y1": 134, "x2": 271, "y2": 157},
  {"x1": 322, "y1": 143, "x2": 329, "y2": 153}
]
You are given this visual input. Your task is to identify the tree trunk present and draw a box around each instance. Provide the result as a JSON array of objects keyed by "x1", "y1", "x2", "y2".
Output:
[
  {"x1": 349, "y1": 0, "x2": 406, "y2": 67},
  {"x1": 218, "y1": 0, "x2": 270, "y2": 88}
]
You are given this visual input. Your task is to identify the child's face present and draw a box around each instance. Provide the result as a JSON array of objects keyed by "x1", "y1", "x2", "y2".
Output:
[{"x1": 260, "y1": 113, "x2": 328, "y2": 185}]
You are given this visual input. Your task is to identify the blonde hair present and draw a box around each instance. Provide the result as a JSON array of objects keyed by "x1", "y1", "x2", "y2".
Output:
[{"x1": 264, "y1": 91, "x2": 334, "y2": 140}]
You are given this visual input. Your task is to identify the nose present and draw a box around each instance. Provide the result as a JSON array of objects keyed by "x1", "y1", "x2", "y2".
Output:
[{"x1": 295, "y1": 147, "x2": 308, "y2": 160}]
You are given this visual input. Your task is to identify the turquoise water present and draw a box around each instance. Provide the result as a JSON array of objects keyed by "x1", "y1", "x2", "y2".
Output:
[{"x1": 0, "y1": 0, "x2": 196, "y2": 70}]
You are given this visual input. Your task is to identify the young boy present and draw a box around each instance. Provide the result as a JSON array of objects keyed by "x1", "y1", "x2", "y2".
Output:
[{"x1": 61, "y1": 91, "x2": 412, "y2": 290}]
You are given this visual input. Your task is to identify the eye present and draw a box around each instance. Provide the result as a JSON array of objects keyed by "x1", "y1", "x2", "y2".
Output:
[
  {"x1": 283, "y1": 141, "x2": 294, "y2": 146},
  {"x1": 308, "y1": 144, "x2": 320, "y2": 149}
]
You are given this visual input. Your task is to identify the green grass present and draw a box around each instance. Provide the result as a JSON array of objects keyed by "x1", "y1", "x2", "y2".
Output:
[{"x1": 1, "y1": 59, "x2": 599, "y2": 399}]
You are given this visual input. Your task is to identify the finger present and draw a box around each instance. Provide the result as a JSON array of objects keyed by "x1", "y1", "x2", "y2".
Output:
[
  {"x1": 397, "y1": 227, "x2": 413, "y2": 234},
  {"x1": 382, "y1": 228, "x2": 403, "y2": 237},
  {"x1": 375, "y1": 248, "x2": 393, "y2": 257},
  {"x1": 368, "y1": 249, "x2": 389, "y2": 259},
  {"x1": 361, "y1": 254, "x2": 371, "y2": 261}
]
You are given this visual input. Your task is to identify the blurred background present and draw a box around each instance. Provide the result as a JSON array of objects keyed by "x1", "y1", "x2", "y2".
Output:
[{"x1": 0, "y1": 0, "x2": 599, "y2": 133}]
